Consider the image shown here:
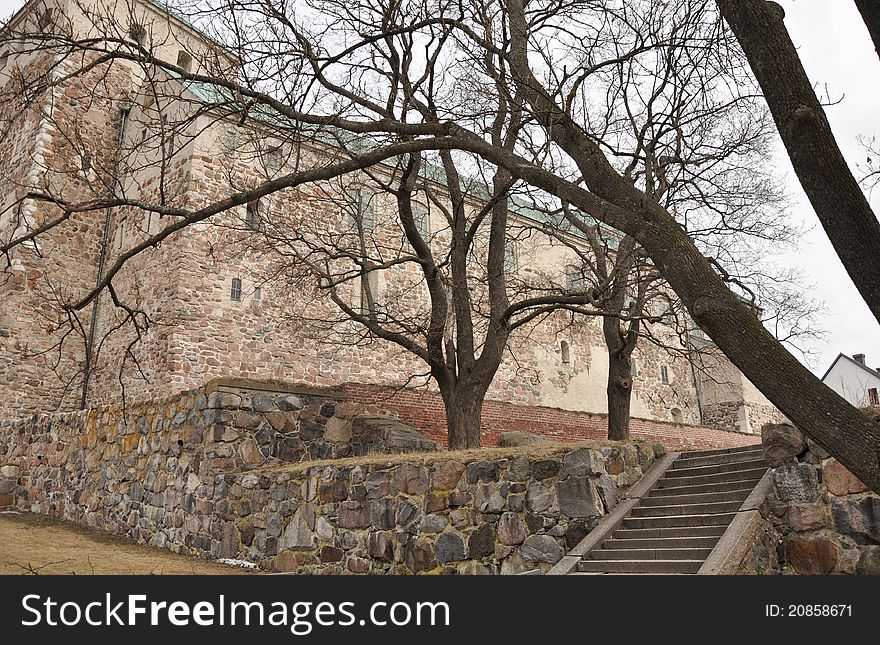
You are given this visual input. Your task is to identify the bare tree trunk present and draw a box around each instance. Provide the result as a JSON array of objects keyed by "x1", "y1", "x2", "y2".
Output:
[
  {"x1": 443, "y1": 387, "x2": 484, "y2": 450},
  {"x1": 855, "y1": 0, "x2": 880, "y2": 61},
  {"x1": 716, "y1": 0, "x2": 880, "y2": 326},
  {"x1": 504, "y1": 0, "x2": 880, "y2": 492},
  {"x1": 607, "y1": 351, "x2": 633, "y2": 441}
]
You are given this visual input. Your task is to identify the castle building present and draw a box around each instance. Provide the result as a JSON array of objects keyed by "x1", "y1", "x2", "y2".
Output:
[{"x1": 0, "y1": 0, "x2": 782, "y2": 440}]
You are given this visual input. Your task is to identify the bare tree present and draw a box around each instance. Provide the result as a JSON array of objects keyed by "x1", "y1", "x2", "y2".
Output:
[
  {"x1": 715, "y1": 0, "x2": 880, "y2": 326},
  {"x1": 1, "y1": 0, "x2": 878, "y2": 488}
]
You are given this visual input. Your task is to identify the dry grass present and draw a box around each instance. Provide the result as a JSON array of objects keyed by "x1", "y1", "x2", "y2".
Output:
[
  {"x1": 256, "y1": 437, "x2": 651, "y2": 476},
  {"x1": 0, "y1": 512, "x2": 255, "y2": 575}
]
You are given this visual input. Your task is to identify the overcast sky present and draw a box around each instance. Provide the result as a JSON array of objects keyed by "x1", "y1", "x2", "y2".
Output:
[{"x1": 2, "y1": 0, "x2": 878, "y2": 375}]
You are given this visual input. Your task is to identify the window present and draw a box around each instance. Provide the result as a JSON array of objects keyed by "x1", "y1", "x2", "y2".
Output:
[
  {"x1": 245, "y1": 200, "x2": 261, "y2": 230},
  {"x1": 360, "y1": 270, "x2": 380, "y2": 312},
  {"x1": 230, "y1": 277, "x2": 242, "y2": 301},
  {"x1": 671, "y1": 408, "x2": 684, "y2": 424},
  {"x1": 0, "y1": 51, "x2": 9, "y2": 69},
  {"x1": 253, "y1": 286, "x2": 262, "y2": 301},
  {"x1": 265, "y1": 149, "x2": 280, "y2": 173},
  {"x1": 564, "y1": 264, "x2": 584, "y2": 292},
  {"x1": 660, "y1": 365, "x2": 670, "y2": 384},
  {"x1": 129, "y1": 21, "x2": 147, "y2": 45},
  {"x1": 630, "y1": 357, "x2": 638, "y2": 377},
  {"x1": 143, "y1": 211, "x2": 155, "y2": 233},
  {"x1": 869, "y1": 388, "x2": 879, "y2": 406},
  {"x1": 38, "y1": 8, "x2": 54, "y2": 30},
  {"x1": 177, "y1": 50, "x2": 193, "y2": 72},
  {"x1": 504, "y1": 241, "x2": 518, "y2": 274},
  {"x1": 560, "y1": 340, "x2": 570, "y2": 365},
  {"x1": 413, "y1": 207, "x2": 429, "y2": 238},
  {"x1": 347, "y1": 189, "x2": 374, "y2": 233},
  {"x1": 223, "y1": 131, "x2": 237, "y2": 154}
]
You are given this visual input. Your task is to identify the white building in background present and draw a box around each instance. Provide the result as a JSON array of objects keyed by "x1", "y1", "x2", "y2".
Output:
[{"x1": 821, "y1": 353, "x2": 880, "y2": 407}]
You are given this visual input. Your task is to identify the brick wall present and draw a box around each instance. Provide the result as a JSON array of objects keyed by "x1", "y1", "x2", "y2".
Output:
[{"x1": 342, "y1": 383, "x2": 759, "y2": 451}]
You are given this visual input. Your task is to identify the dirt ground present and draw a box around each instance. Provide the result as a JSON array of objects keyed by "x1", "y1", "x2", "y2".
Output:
[{"x1": 0, "y1": 511, "x2": 255, "y2": 575}]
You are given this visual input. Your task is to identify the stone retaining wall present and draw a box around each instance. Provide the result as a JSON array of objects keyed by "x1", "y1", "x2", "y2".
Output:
[
  {"x1": 0, "y1": 388, "x2": 663, "y2": 572},
  {"x1": 735, "y1": 424, "x2": 879, "y2": 575}
]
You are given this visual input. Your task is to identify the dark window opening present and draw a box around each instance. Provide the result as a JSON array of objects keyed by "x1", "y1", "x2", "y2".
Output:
[
  {"x1": 347, "y1": 189, "x2": 374, "y2": 233},
  {"x1": 869, "y1": 388, "x2": 879, "y2": 406},
  {"x1": 0, "y1": 51, "x2": 9, "y2": 69},
  {"x1": 413, "y1": 207, "x2": 429, "y2": 238},
  {"x1": 230, "y1": 277, "x2": 242, "y2": 301},
  {"x1": 660, "y1": 365, "x2": 670, "y2": 384},
  {"x1": 245, "y1": 201, "x2": 261, "y2": 230},
  {"x1": 631, "y1": 357, "x2": 638, "y2": 377},
  {"x1": 81, "y1": 154, "x2": 92, "y2": 172},
  {"x1": 129, "y1": 21, "x2": 146, "y2": 45},
  {"x1": 504, "y1": 241, "x2": 518, "y2": 274},
  {"x1": 38, "y1": 9, "x2": 54, "y2": 30},
  {"x1": 177, "y1": 50, "x2": 193, "y2": 72},
  {"x1": 560, "y1": 340, "x2": 570, "y2": 365}
]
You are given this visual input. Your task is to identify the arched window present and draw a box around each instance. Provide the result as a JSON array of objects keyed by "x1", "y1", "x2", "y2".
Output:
[
  {"x1": 560, "y1": 340, "x2": 571, "y2": 365},
  {"x1": 671, "y1": 408, "x2": 684, "y2": 424}
]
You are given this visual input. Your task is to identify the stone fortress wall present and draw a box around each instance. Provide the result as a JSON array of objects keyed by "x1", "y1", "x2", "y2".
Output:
[
  {"x1": 0, "y1": 0, "x2": 782, "y2": 437},
  {"x1": 734, "y1": 423, "x2": 879, "y2": 575},
  {"x1": 0, "y1": 378, "x2": 760, "y2": 573}
]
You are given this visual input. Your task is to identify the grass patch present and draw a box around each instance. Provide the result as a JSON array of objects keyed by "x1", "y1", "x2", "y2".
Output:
[
  {"x1": 255, "y1": 437, "x2": 653, "y2": 477},
  {"x1": 0, "y1": 512, "x2": 255, "y2": 575}
]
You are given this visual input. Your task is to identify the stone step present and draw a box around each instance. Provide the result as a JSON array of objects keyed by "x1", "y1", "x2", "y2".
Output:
[
  {"x1": 641, "y1": 488, "x2": 752, "y2": 507},
  {"x1": 589, "y1": 547, "x2": 714, "y2": 561},
  {"x1": 630, "y1": 500, "x2": 744, "y2": 517},
  {"x1": 655, "y1": 467, "x2": 767, "y2": 488},
  {"x1": 650, "y1": 477, "x2": 763, "y2": 497},
  {"x1": 612, "y1": 525, "x2": 727, "y2": 540},
  {"x1": 672, "y1": 449, "x2": 765, "y2": 470},
  {"x1": 664, "y1": 458, "x2": 768, "y2": 478},
  {"x1": 602, "y1": 536, "x2": 721, "y2": 550},
  {"x1": 621, "y1": 512, "x2": 737, "y2": 529},
  {"x1": 577, "y1": 559, "x2": 702, "y2": 574},
  {"x1": 679, "y1": 444, "x2": 762, "y2": 459}
]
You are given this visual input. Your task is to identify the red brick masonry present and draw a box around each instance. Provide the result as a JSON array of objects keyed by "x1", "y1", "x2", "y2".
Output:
[{"x1": 344, "y1": 384, "x2": 760, "y2": 451}]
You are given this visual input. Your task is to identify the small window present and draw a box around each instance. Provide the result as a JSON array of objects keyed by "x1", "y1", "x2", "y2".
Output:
[
  {"x1": 129, "y1": 21, "x2": 147, "y2": 45},
  {"x1": 253, "y1": 286, "x2": 262, "y2": 301},
  {"x1": 347, "y1": 189, "x2": 374, "y2": 233},
  {"x1": 81, "y1": 154, "x2": 92, "y2": 172},
  {"x1": 660, "y1": 365, "x2": 670, "y2": 384},
  {"x1": 413, "y1": 207, "x2": 429, "y2": 238},
  {"x1": 504, "y1": 241, "x2": 518, "y2": 274},
  {"x1": 630, "y1": 357, "x2": 638, "y2": 377},
  {"x1": 223, "y1": 131, "x2": 237, "y2": 154},
  {"x1": 177, "y1": 50, "x2": 193, "y2": 72},
  {"x1": 564, "y1": 264, "x2": 583, "y2": 292},
  {"x1": 671, "y1": 408, "x2": 684, "y2": 424},
  {"x1": 38, "y1": 9, "x2": 54, "y2": 30},
  {"x1": 230, "y1": 277, "x2": 242, "y2": 301},
  {"x1": 360, "y1": 270, "x2": 380, "y2": 311},
  {"x1": 869, "y1": 388, "x2": 879, "y2": 406},
  {"x1": 560, "y1": 340, "x2": 570, "y2": 365},
  {"x1": 245, "y1": 201, "x2": 260, "y2": 230},
  {"x1": 265, "y1": 149, "x2": 280, "y2": 172},
  {"x1": 0, "y1": 51, "x2": 9, "y2": 69}
]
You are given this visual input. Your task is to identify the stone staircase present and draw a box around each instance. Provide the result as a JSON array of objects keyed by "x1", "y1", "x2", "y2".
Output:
[{"x1": 575, "y1": 444, "x2": 768, "y2": 574}]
